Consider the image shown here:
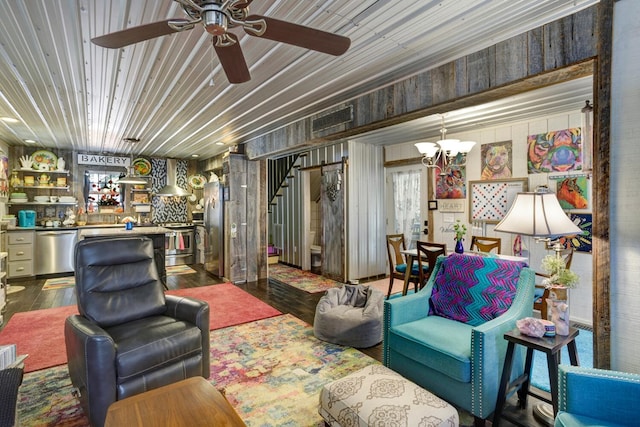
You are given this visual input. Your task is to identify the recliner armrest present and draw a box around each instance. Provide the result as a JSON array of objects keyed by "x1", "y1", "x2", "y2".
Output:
[
  {"x1": 164, "y1": 295, "x2": 210, "y2": 378},
  {"x1": 165, "y1": 295, "x2": 209, "y2": 328},
  {"x1": 64, "y1": 315, "x2": 117, "y2": 427}
]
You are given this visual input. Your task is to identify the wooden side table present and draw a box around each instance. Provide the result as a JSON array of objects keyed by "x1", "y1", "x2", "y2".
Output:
[
  {"x1": 105, "y1": 377, "x2": 246, "y2": 427},
  {"x1": 493, "y1": 327, "x2": 579, "y2": 427}
]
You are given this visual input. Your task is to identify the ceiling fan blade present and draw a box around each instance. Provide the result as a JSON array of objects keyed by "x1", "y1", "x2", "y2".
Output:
[
  {"x1": 92, "y1": 19, "x2": 191, "y2": 48},
  {"x1": 244, "y1": 15, "x2": 350, "y2": 56},
  {"x1": 213, "y1": 33, "x2": 251, "y2": 84}
]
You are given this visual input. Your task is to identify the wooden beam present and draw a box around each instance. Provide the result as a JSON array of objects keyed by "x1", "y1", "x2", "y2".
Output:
[{"x1": 593, "y1": 0, "x2": 613, "y2": 370}]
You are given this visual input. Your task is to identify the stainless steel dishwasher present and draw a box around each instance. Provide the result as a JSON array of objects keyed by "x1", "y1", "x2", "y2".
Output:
[{"x1": 35, "y1": 229, "x2": 78, "y2": 275}]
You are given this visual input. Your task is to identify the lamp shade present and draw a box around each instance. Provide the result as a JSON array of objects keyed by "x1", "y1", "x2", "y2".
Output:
[
  {"x1": 415, "y1": 142, "x2": 439, "y2": 157},
  {"x1": 494, "y1": 191, "x2": 581, "y2": 237}
]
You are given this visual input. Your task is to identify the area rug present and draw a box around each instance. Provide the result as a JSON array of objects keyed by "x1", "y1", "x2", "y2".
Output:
[
  {"x1": 16, "y1": 314, "x2": 377, "y2": 427},
  {"x1": 43, "y1": 277, "x2": 75, "y2": 290},
  {"x1": 269, "y1": 263, "x2": 342, "y2": 293},
  {"x1": 364, "y1": 277, "x2": 411, "y2": 297},
  {"x1": 166, "y1": 264, "x2": 197, "y2": 275},
  {"x1": 0, "y1": 283, "x2": 281, "y2": 373},
  {"x1": 530, "y1": 327, "x2": 593, "y2": 392}
]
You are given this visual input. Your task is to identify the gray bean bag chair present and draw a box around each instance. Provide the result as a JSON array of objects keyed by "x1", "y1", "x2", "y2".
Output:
[{"x1": 313, "y1": 284, "x2": 384, "y2": 348}]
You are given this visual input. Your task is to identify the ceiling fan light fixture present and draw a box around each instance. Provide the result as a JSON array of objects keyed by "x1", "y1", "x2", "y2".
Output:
[{"x1": 203, "y1": 5, "x2": 228, "y2": 36}]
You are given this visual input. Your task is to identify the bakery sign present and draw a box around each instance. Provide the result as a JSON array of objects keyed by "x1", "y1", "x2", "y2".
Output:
[{"x1": 77, "y1": 153, "x2": 130, "y2": 167}]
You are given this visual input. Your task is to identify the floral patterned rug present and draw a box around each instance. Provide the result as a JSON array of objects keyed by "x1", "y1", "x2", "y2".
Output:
[
  {"x1": 16, "y1": 314, "x2": 377, "y2": 426},
  {"x1": 268, "y1": 263, "x2": 342, "y2": 293}
]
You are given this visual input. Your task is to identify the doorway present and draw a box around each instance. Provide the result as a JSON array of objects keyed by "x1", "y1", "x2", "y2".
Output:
[
  {"x1": 301, "y1": 168, "x2": 322, "y2": 272},
  {"x1": 385, "y1": 165, "x2": 427, "y2": 250}
]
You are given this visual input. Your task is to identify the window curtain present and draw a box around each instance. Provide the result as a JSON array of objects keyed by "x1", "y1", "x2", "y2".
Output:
[{"x1": 392, "y1": 170, "x2": 421, "y2": 249}]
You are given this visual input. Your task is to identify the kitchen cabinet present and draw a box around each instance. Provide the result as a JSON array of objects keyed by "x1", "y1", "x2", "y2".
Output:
[{"x1": 7, "y1": 230, "x2": 35, "y2": 278}]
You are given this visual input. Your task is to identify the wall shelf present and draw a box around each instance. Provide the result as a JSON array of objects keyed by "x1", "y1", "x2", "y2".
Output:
[
  {"x1": 12, "y1": 185, "x2": 70, "y2": 190},
  {"x1": 15, "y1": 169, "x2": 69, "y2": 175},
  {"x1": 7, "y1": 202, "x2": 77, "y2": 206}
]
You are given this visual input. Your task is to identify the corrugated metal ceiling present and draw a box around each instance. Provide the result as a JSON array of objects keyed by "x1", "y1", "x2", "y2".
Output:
[{"x1": 0, "y1": 0, "x2": 597, "y2": 159}]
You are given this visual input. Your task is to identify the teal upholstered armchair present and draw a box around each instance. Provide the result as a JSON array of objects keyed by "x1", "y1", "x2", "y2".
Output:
[
  {"x1": 383, "y1": 253, "x2": 535, "y2": 424},
  {"x1": 555, "y1": 365, "x2": 640, "y2": 426}
]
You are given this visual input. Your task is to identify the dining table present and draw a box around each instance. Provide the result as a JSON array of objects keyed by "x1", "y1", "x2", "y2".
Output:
[{"x1": 399, "y1": 249, "x2": 528, "y2": 296}]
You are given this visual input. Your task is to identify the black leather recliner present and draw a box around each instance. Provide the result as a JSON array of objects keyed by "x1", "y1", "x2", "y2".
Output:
[{"x1": 64, "y1": 236, "x2": 210, "y2": 427}]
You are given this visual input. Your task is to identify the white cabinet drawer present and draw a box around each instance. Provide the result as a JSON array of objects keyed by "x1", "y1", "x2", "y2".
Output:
[
  {"x1": 8, "y1": 244, "x2": 33, "y2": 261},
  {"x1": 8, "y1": 261, "x2": 34, "y2": 278},
  {"x1": 8, "y1": 231, "x2": 34, "y2": 245}
]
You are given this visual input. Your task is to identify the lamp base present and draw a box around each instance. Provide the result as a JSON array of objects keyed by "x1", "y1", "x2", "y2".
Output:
[{"x1": 532, "y1": 403, "x2": 554, "y2": 426}]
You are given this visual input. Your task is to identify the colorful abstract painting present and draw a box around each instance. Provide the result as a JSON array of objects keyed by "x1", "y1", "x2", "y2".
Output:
[
  {"x1": 480, "y1": 141, "x2": 513, "y2": 180},
  {"x1": 435, "y1": 154, "x2": 466, "y2": 199},
  {"x1": 553, "y1": 175, "x2": 589, "y2": 210},
  {"x1": 557, "y1": 213, "x2": 592, "y2": 253},
  {"x1": 527, "y1": 128, "x2": 582, "y2": 173}
]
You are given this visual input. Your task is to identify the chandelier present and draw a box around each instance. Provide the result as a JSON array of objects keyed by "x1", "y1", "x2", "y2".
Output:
[{"x1": 414, "y1": 115, "x2": 476, "y2": 170}]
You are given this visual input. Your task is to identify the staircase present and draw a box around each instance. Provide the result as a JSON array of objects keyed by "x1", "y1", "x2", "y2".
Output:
[{"x1": 268, "y1": 153, "x2": 300, "y2": 211}]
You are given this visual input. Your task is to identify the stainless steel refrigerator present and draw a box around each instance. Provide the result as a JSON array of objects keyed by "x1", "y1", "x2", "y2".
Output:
[{"x1": 204, "y1": 180, "x2": 224, "y2": 277}]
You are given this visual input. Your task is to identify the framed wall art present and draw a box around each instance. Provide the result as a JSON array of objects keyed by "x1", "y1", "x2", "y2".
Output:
[{"x1": 469, "y1": 178, "x2": 528, "y2": 224}]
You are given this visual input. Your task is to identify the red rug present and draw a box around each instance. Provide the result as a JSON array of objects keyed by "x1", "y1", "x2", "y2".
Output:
[{"x1": 0, "y1": 283, "x2": 281, "y2": 373}]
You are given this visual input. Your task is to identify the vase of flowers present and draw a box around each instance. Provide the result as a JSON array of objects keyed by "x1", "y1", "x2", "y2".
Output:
[
  {"x1": 453, "y1": 220, "x2": 467, "y2": 254},
  {"x1": 540, "y1": 253, "x2": 579, "y2": 335}
]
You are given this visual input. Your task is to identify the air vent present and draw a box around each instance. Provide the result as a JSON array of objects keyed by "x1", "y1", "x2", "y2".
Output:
[{"x1": 312, "y1": 106, "x2": 353, "y2": 133}]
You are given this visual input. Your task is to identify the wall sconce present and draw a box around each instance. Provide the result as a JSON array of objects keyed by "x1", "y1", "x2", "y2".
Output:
[
  {"x1": 581, "y1": 100, "x2": 593, "y2": 171},
  {"x1": 322, "y1": 157, "x2": 346, "y2": 202},
  {"x1": 415, "y1": 115, "x2": 476, "y2": 171},
  {"x1": 325, "y1": 170, "x2": 342, "y2": 202}
]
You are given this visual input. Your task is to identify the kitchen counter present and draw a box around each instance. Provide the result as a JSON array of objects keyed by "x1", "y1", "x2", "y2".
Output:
[{"x1": 78, "y1": 226, "x2": 171, "y2": 238}]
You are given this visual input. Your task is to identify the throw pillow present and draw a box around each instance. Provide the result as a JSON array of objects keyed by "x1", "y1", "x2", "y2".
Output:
[{"x1": 429, "y1": 253, "x2": 526, "y2": 326}]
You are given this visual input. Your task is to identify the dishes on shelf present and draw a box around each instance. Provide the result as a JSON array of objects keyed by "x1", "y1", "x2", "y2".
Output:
[
  {"x1": 132, "y1": 158, "x2": 151, "y2": 176},
  {"x1": 34, "y1": 195, "x2": 50, "y2": 203},
  {"x1": 9, "y1": 192, "x2": 28, "y2": 203},
  {"x1": 59, "y1": 196, "x2": 77, "y2": 203},
  {"x1": 188, "y1": 174, "x2": 207, "y2": 189},
  {"x1": 31, "y1": 150, "x2": 58, "y2": 170}
]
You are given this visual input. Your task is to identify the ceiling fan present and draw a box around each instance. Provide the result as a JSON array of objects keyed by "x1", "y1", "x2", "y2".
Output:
[{"x1": 91, "y1": 0, "x2": 351, "y2": 84}]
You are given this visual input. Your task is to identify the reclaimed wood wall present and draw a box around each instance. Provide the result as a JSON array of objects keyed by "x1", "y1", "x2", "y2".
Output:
[{"x1": 245, "y1": 7, "x2": 597, "y2": 160}]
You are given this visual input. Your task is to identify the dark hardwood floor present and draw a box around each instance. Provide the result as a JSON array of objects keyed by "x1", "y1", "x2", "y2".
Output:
[{"x1": 1, "y1": 263, "x2": 545, "y2": 426}]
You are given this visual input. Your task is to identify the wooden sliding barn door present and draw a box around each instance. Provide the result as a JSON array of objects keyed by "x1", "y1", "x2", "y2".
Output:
[{"x1": 320, "y1": 163, "x2": 345, "y2": 282}]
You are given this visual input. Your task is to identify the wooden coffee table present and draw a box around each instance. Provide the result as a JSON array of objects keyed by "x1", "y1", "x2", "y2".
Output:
[{"x1": 105, "y1": 377, "x2": 246, "y2": 427}]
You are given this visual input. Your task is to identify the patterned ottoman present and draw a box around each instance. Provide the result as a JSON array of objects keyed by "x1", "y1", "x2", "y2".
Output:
[{"x1": 319, "y1": 364, "x2": 459, "y2": 426}]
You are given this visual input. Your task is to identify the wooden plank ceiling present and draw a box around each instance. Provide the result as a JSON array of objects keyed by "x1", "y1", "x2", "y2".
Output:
[{"x1": 0, "y1": 0, "x2": 597, "y2": 159}]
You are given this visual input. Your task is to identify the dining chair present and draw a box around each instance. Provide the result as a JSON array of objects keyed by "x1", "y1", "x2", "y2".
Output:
[
  {"x1": 534, "y1": 246, "x2": 574, "y2": 319},
  {"x1": 470, "y1": 236, "x2": 502, "y2": 254},
  {"x1": 385, "y1": 234, "x2": 420, "y2": 299},
  {"x1": 415, "y1": 241, "x2": 447, "y2": 290}
]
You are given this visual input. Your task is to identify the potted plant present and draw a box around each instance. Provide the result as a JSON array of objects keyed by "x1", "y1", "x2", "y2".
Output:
[{"x1": 540, "y1": 254, "x2": 579, "y2": 293}]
